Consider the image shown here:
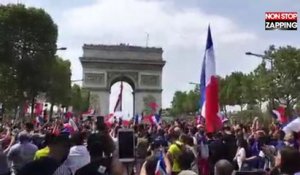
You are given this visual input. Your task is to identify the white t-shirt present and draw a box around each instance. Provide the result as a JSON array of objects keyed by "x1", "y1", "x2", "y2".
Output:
[{"x1": 65, "y1": 145, "x2": 90, "y2": 174}]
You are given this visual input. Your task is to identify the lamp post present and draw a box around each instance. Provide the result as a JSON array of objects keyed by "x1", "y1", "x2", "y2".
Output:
[
  {"x1": 189, "y1": 82, "x2": 200, "y2": 91},
  {"x1": 245, "y1": 51, "x2": 273, "y2": 70},
  {"x1": 71, "y1": 79, "x2": 83, "y2": 83},
  {"x1": 245, "y1": 51, "x2": 275, "y2": 108},
  {"x1": 189, "y1": 82, "x2": 200, "y2": 85},
  {"x1": 56, "y1": 47, "x2": 67, "y2": 51}
]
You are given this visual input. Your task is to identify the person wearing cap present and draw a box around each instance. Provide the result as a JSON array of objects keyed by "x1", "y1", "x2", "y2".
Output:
[{"x1": 7, "y1": 132, "x2": 38, "y2": 174}]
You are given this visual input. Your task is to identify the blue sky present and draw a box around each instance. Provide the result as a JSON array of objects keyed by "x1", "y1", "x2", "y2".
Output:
[{"x1": 2, "y1": 0, "x2": 299, "y2": 115}]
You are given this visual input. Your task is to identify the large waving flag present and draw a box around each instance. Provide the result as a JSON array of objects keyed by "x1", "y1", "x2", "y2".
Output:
[
  {"x1": 200, "y1": 25, "x2": 222, "y2": 133},
  {"x1": 34, "y1": 102, "x2": 43, "y2": 116},
  {"x1": 283, "y1": 117, "x2": 300, "y2": 134},
  {"x1": 150, "y1": 114, "x2": 161, "y2": 125},
  {"x1": 272, "y1": 105, "x2": 288, "y2": 124},
  {"x1": 82, "y1": 107, "x2": 95, "y2": 118},
  {"x1": 114, "y1": 82, "x2": 123, "y2": 112}
]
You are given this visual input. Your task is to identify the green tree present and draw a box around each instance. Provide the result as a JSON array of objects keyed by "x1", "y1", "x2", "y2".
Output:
[
  {"x1": 0, "y1": 65, "x2": 20, "y2": 111},
  {"x1": 251, "y1": 45, "x2": 300, "y2": 116},
  {"x1": 71, "y1": 84, "x2": 82, "y2": 114},
  {"x1": 170, "y1": 87, "x2": 200, "y2": 117},
  {"x1": 47, "y1": 57, "x2": 71, "y2": 117},
  {"x1": 0, "y1": 4, "x2": 58, "y2": 116},
  {"x1": 266, "y1": 45, "x2": 300, "y2": 114},
  {"x1": 225, "y1": 72, "x2": 245, "y2": 110},
  {"x1": 70, "y1": 84, "x2": 90, "y2": 114},
  {"x1": 170, "y1": 91, "x2": 187, "y2": 116},
  {"x1": 241, "y1": 73, "x2": 257, "y2": 106},
  {"x1": 252, "y1": 62, "x2": 269, "y2": 110},
  {"x1": 219, "y1": 76, "x2": 229, "y2": 114}
]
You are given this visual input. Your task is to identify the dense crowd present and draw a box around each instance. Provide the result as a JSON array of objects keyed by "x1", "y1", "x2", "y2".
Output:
[{"x1": 1, "y1": 113, "x2": 300, "y2": 175}]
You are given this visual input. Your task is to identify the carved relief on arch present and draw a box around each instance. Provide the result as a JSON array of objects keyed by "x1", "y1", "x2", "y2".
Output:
[
  {"x1": 84, "y1": 73, "x2": 105, "y2": 85},
  {"x1": 90, "y1": 93, "x2": 100, "y2": 114},
  {"x1": 140, "y1": 74, "x2": 160, "y2": 87}
]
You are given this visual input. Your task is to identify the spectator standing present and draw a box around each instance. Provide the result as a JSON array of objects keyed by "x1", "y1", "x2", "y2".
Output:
[
  {"x1": 7, "y1": 132, "x2": 37, "y2": 174},
  {"x1": 65, "y1": 132, "x2": 90, "y2": 174},
  {"x1": 18, "y1": 134, "x2": 72, "y2": 175},
  {"x1": 214, "y1": 159, "x2": 234, "y2": 175},
  {"x1": 75, "y1": 133, "x2": 124, "y2": 175}
]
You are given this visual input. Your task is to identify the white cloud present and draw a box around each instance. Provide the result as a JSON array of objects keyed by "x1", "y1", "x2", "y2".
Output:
[
  {"x1": 55, "y1": 0, "x2": 261, "y2": 111},
  {"x1": 3, "y1": 0, "x2": 266, "y2": 115}
]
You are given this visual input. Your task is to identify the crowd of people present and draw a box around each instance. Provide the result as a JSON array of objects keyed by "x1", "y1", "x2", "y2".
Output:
[{"x1": 1, "y1": 112, "x2": 300, "y2": 175}]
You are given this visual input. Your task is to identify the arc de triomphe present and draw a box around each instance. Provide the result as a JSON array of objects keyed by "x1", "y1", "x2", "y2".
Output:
[{"x1": 80, "y1": 44, "x2": 165, "y2": 115}]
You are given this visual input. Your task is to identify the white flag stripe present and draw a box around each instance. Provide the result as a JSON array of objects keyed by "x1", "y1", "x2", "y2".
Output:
[
  {"x1": 272, "y1": 110, "x2": 281, "y2": 119},
  {"x1": 283, "y1": 118, "x2": 300, "y2": 134},
  {"x1": 205, "y1": 47, "x2": 216, "y2": 86}
]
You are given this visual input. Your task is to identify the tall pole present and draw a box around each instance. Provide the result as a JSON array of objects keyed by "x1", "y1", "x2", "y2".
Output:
[
  {"x1": 146, "y1": 33, "x2": 149, "y2": 47},
  {"x1": 269, "y1": 56, "x2": 275, "y2": 109},
  {"x1": 245, "y1": 51, "x2": 275, "y2": 109},
  {"x1": 132, "y1": 91, "x2": 135, "y2": 116}
]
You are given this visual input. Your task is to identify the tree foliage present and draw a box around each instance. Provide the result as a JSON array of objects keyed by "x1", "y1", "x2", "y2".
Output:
[
  {"x1": 264, "y1": 45, "x2": 300, "y2": 114},
  {"x1": 47, "y1": 57, "x2": 71, "y2": 105},
  {"x1": 47, "y1": 57, "x2": 71, "y2": 117},
  {"x1": 0, "y1": 4, "x2": 58, "y2": 112},
  {"x1": 170, "y1": 45, "x2": 300, "y2": 118},
  {"x1": 170, "y1": 87, "x2": 200, "y2": 116},
  {"x1": 70, "y1": 84, "x2": 90, "y2": 114}
]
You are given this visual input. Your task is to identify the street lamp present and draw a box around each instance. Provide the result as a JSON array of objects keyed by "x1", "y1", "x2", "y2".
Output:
[
  {"x1": 245, "y1": 52, "x2": 266, "y2": 58},
  {"x1": 71, "y1": 79, "x2": 83, "y2": 82},
  {"x1": 189, "y1": 82, "x2": 200, "y2": 85},
  {"x1": 245, "y1": 51, "x2": 274, "y2": 71},
  {"x1": 56, "y1": 47, "x2": 67, "y2": 51},
  {"x1": 245, "y1": 51, "x2": 275, "y2": 108},
  {"x1": 189, "y1": 82, "x2": 201, "y2": 93}
]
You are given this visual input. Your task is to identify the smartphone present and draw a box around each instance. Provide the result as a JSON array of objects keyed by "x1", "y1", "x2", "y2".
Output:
[
  {"x1": 118, "y1": 129, "x2": 135, "y2": 162},
  {"x1": 96, "y1": 116, "x2": 104, "y2": 125}
]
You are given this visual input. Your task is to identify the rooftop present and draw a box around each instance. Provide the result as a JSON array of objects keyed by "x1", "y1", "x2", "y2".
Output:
[{"x1": 83, "y1": 43, "x2": 163, "y2": 53}]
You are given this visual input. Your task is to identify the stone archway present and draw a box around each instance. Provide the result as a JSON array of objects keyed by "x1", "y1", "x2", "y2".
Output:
[{"x1": 80, "y1": 44, "x2": 165, "y2": 115}]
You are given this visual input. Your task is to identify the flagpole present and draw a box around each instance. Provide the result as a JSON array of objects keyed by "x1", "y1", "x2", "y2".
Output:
[{"x1": 120, "y1": 81, "x2": 123, "y2": 112}]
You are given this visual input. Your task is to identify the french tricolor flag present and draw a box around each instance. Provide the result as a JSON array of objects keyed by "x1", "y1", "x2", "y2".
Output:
[
  {"x1": 81, "y1": 107, "x2": 95, "y2": 118},
  {"x1": 155, "y1": 152, "x2": 167, "y2": 175},
  {"x1": 272, "y1": 105, "x2": 288, "y2": 124},
  {"x1": 150, "y1": 114, "x2": 161, "y2": 125},
  {"x1": 283, "y1": 117, "x2": 300, "y2": 134},
  {"x1": 200, "y1": 25, "x2": 222, "y2": 133},
  {"x1": 134, "y1": 113, "x2": 143, "y2": 125}
]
